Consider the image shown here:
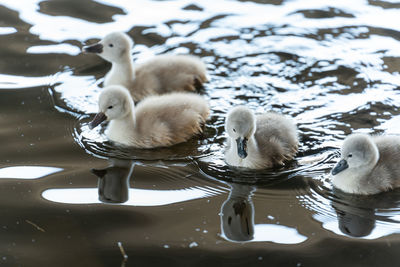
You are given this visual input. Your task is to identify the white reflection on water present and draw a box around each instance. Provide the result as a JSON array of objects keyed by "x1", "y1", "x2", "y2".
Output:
[
  {"x1": 319, "y1": 217, "x2": 400, "y2": 240},
  {"x1": 42, "y1": 186, "x2": 221, "y2": 206},
  {"x1": 0, "y1": 0, "x2": 207, "y2": 42},
  {"x1": 0, "y1": 166, "x2": 63, "y2": 179},
  {"x1": 0, "y1": 74, "x2": 51, "y2": 89},
  {"x1": 300, "y1": 187, "x2": 400, "y2": 240},
  {"x1": 221, "y1": 224, "x2": 307, "y2": 245},
  {"x1": 377, "y1": 116, "x2": 400, "y2": 135},
  {"x1": 252, "y1": 224, "x2": 307, "y2": 244},
  {"x1": 220, "y1": 223, "x2": 308, "y2": 244},
  {"x1": 27, "y1": 44, "x2": 81, "y2": 55},
  {"x1": 1, "y1": 0, "x2": 398, "y2": 43},
  {"x1": 0, "y1": 27, "x2": 17, "y2": 35}
]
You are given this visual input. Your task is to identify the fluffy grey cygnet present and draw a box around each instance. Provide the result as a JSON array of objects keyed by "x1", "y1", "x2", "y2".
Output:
[
  {"x1": 331, "y1": 133, "x2": 400, "y2": 195},
  {"x1": 83, "y1": 32, "x2": 207, "y2": 102},
  {"x1": 89, "y1": 85, "x2": 209, "y2": 148},
  {"x1": 225, "y1": 106, "x2": 298, "y2": 169}
]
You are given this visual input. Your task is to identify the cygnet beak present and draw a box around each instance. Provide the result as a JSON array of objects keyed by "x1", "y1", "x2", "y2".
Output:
[
  {"x1": 91, "y1": 168, "x2": 107, "y2": 178},
  {"x1": 236, "y1": 137, "x2": 248, "y2": 159},
  {"x1": 89, "y1": 112, "x2": 107, "y2": 129},
  {"x1": 331, "y1": 159, "x2": 349, "y2": 175},
  {"x1": 83, "y1": 43, "x2": 103, "y2": 54}
]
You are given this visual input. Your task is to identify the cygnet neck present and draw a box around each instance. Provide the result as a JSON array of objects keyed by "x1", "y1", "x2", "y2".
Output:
[
  {"x1": 110, "y1": 53, "x2": 136, "y2": 84},
  {"x1": 109, "y1": 108, "x2": 136, "y2": 132}
]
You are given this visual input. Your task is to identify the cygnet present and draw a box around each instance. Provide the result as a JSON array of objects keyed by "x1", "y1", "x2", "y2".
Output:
[
  {"x1": 331, "y1": 133, "x2": 400, "y2": 195},
  {"x1": 83, "y1": 32, "x2": 208, "y2": 102},
  {"x1": 89, "y1": 85, "x2": 209, "y2": 148},
  {"x1": 225, "y1": 106, "x2": 298, "y2": 169}
]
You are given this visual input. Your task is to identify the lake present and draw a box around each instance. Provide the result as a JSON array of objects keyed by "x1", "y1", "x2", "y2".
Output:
[{"x1": 1, "y1": 0, "x2": 400, "y2": 266}]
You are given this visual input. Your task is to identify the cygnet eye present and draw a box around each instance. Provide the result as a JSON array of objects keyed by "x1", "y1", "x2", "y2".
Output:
[
  {"x1": 233, "y1": 128, "x2": 236, "y2": 132},
  {"x1": 108, "y1": 105, "x2": 113, "y2": 109},
  {"x1": 109, "y1": 43, "x2": 114, "y2": 48},
  {"x1": 348, "y1": 153, "x2": 353, "y2": 158}
]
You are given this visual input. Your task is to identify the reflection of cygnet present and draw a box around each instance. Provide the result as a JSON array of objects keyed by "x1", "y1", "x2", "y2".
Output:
[
  {"x1": 225, "y1": 106, "x2": 298, "y2": 169},
  {"x1": 331, "y1": 133, "x2": 400, "y2": 195},
  {"x1": 337, "y1": 209, "x2": 375, "y2": 238},
  {"x1": 83, "y1": 32, "x2": 207, "y2": 102},
  {"x1": 91, "y1": 159, "x2": 134, "y2": 204},
  {"x1": 331, "y1": 190, "x2": 375, "y2": 237},
  {"x1": 220, "y1": 183, "x2": 255, "y2": 242},
  {"x1": 89, "y1": 85, "x2": 209, "y2": 148}
]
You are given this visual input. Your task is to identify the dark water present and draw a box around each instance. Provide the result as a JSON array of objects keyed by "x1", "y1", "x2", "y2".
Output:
[{"x1": 1, "y1": 0, "x2": 400, "y2": 266}]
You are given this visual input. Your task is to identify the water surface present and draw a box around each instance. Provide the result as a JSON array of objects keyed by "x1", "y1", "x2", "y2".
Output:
[{"x1": 1, "y1": 0, "x2": 400, "y2": 266}]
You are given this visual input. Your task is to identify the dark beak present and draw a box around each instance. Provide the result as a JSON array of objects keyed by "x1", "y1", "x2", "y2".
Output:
[
  {"x1": 83, "y1": 43, "x2": 103, "y2": 54},
  {"x1": 332, "y1": 159, "x2": 349, "y2": 175},
  {"x1": 91, "y1": 168, "x2": 107, "y2": 178},
  {"x1": 89, "y1": 112, "x2": 107, "y2": 129},
  {"x1": 236, "y1": 137, "x2": 248, "y2": 159}
]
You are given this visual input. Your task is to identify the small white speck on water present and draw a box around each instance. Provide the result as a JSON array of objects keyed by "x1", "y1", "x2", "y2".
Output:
[
  {"x1": 267, "y1": 215, "x2": 274, "y2": 220},
  {"x1": 258, "y1": 256, "x2": 263, "y2": 261},
  {"x1": 202, "y1": 230, "x2": 208, "y2": 234},
  {"x1": 163, "y1": 245, "x2": 169, "y2": 249},
  {"x1": 189, "y1": 242, "x2": 198, "y2": 248}
]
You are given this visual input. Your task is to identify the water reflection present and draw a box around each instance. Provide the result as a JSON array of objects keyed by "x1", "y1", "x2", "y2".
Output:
[
  {"x1": 304, "y1": 181, "x2": 400, "y2": 239},
  {"x1": 331, "y1": 190, "x2": 376, "y2": 237},
  {"x1": 91, "y1": 159, "x2": 134, "y2": 204},
  {"x1": 4, "y1": 0, "x2": 400, "y2": 264},
  {"x1": 331, "y1": 189, "x2": 400, "y2": 238},
  {"x1": 218, "y1": 178, "x2": 307, "y2": 244},
  {"x1": 27, "y1": 43, "x2": 81, "y2": 55},
  {"x1": 42, "y1": 160, "x2": 224, "y2": 206},
  {"x1": 220, "y1": 182, "x2": 255, "y2": 241},
  {"x1": 0, "y1": 166, "x2": 62, "y2": 179}
]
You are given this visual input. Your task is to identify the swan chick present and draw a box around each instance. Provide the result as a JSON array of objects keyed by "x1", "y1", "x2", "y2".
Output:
[
  {"x1": 225, "y1": 106, "x2": 298, "y2": 169},
  {"x1": 83, "y1": 32, "x2": 208, "y2": 102},
  {"x1": 89, "y1": 85, "x2": 209, "y2": 148},
  {"x1": 331, "y1": 133, "x2": 400, "y2": 195}
]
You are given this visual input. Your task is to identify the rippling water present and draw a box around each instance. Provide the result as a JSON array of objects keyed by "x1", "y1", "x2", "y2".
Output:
[{"x1": 2, "y1": 0, "x2": 400, "y2": 266}]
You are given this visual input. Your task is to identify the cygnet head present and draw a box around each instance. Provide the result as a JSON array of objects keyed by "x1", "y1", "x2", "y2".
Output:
[
  {"x1": 332, "y1": 134, "x2": 379, "y2": 176},
  {"x1": 83, "y1": 32, "x2": 133, "y2": 63},
  {"x1": 89, "y1": 85, "x2": 133, "y2": 129},
  {"x1": 225, "y1": 106, "x2": 256, "y2": 159}
]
